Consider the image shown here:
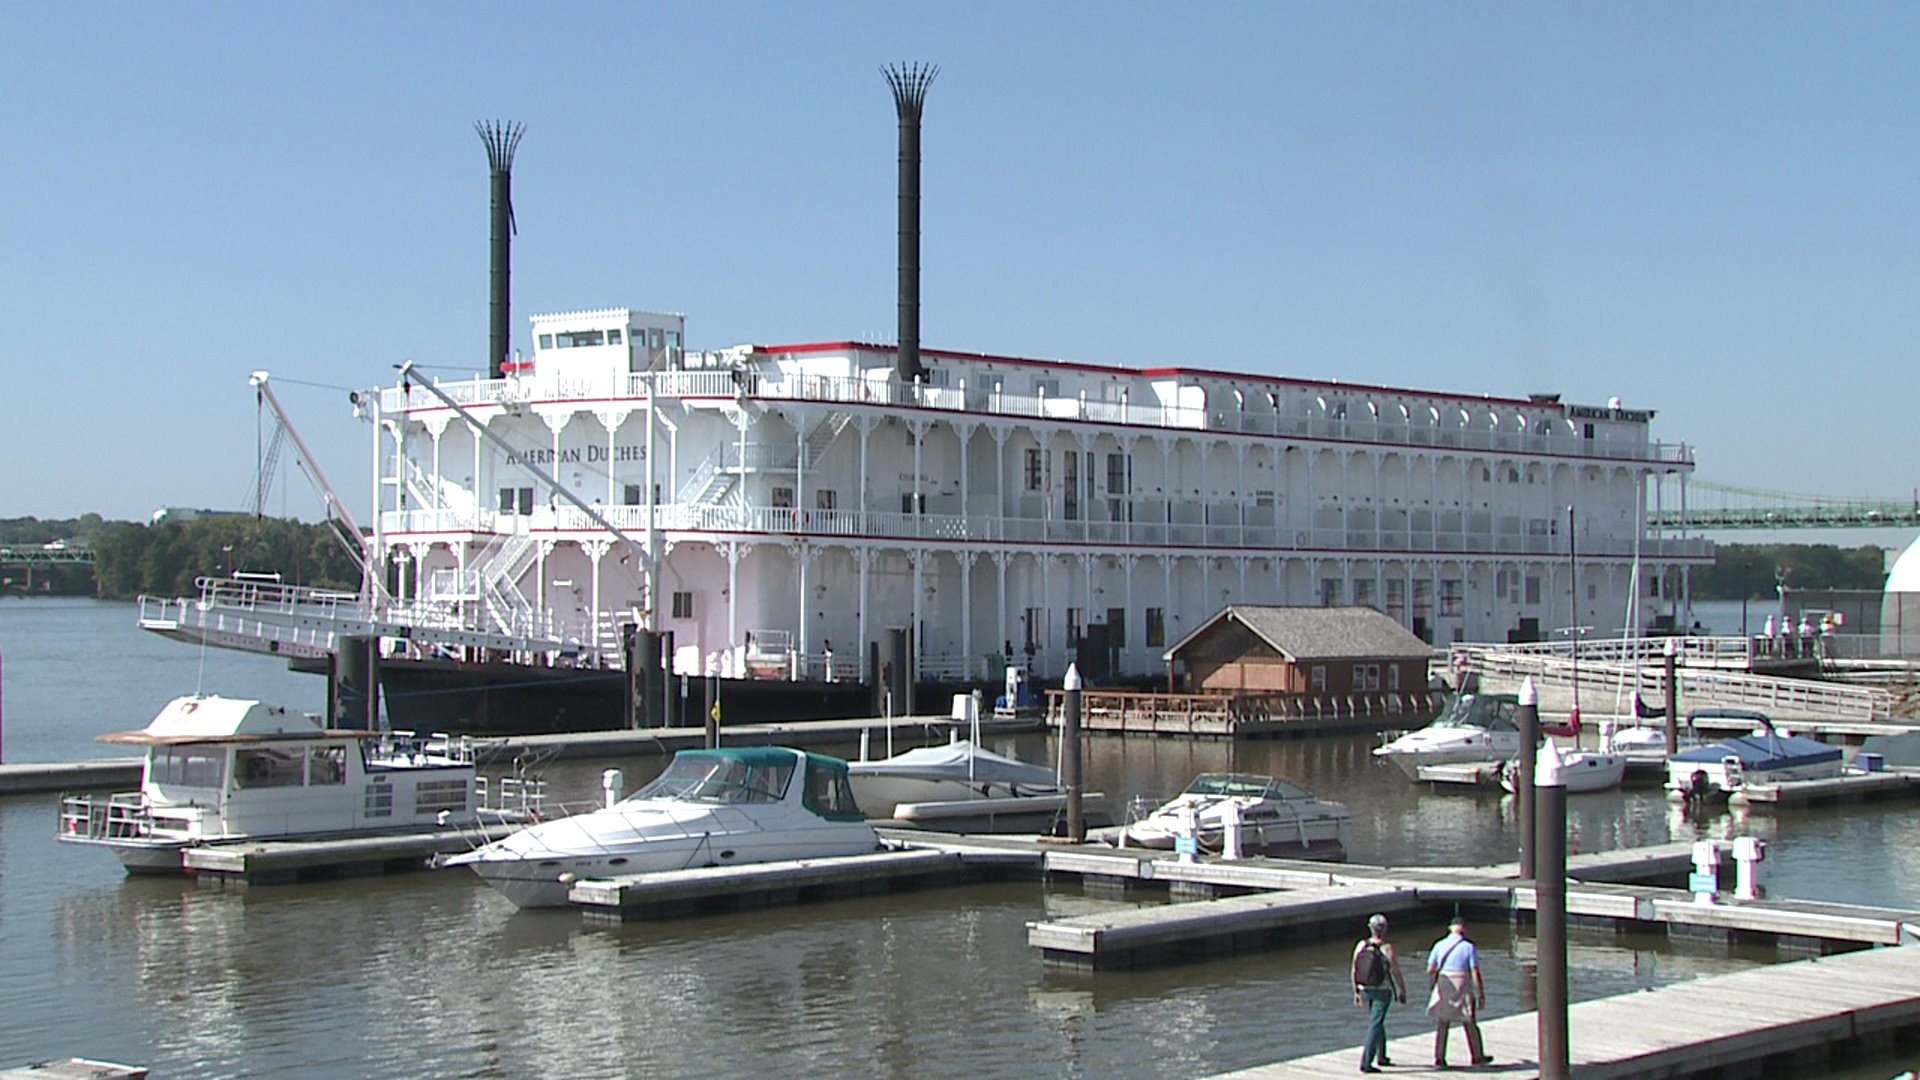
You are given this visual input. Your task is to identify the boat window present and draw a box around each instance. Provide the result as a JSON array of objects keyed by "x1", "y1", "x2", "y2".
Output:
[
  {"x1": 414, "y1": 779, "x2": 470, "y2": 816},
  {"x1": 309, "y1": 746, "x2": 346, "y2": 785},
  {"x1": 235, "y1": 747, "x2": 306, "y2": 789},
  {"x1": 556, "y1": 330, "x2": 605, "y2": 349},
  {"x1": 803, "y1": 760, "x2": 863, "y2": 820},
  {"x1": 538, "y1": 334, "x2": 554, "y2": 350},
  {"x1": 608, "y1": 328, "x2": 623, "y2": 345},
  {"x1": 149, "y1": 747, "x2": 227, "y2": 789},
  {"x1": 631, "y1": 754, "x2": 791, "y2": 805}
]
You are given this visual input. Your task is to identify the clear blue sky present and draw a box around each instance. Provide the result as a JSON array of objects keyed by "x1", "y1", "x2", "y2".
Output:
[{"x1": 5, "y1": 3, "x2": 1916, "y2": 537}]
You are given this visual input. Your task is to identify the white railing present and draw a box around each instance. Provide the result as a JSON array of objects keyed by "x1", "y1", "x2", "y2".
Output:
[
  {"x1": 1455, "y1": 640, "x2": 1895, "y2": 722},
  {"x1": 385, "y1": 370, "x2": 1696, "y2": 468}
]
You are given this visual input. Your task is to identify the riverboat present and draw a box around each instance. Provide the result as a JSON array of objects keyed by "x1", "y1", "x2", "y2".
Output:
[
  {"x1": 56, "y1": 694, "x2": 510, "y2": 873},
  {"x1": 361, "y1": 308, "x2": 1712, "y2": 730},
  {"x1": 443, "y1": 746, "x2": 881, "y2": 908}
]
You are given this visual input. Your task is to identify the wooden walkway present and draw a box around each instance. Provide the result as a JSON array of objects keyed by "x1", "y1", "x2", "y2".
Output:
[{"x1": 1212, "y1": 942, "x2": 1920, "y2": 1079}]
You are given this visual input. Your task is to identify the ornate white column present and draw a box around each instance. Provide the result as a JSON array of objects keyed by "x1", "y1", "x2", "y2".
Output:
[
  {"x1": 585, "y1": 537, "x2": 612, "y2": 653},
  {"x1": 961, "y1": 549, "x2": 975, "y2": 678}
]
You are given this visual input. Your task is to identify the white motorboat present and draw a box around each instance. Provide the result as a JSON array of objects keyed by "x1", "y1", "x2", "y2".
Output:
[
  {"x1": 1499, "y1": 749, "x2": 1627, "y2": 794},
  {"x1": 1665, "y1": 710, "x2": 1844, "y2": 800},
  {"x1": 1121, "y1": 773, "x2": 1351, "y2": 861},
  {"x1": 1373, "y1": 691, "x2": 1523, "y2": 775},
  {"x1": 847, "y1": 738, "x2": 1084, "y2": 825},
  {"x1": 443, "y1": 746, "x2": 881, "y2": 908},
  {"x1": 58, "y1": 694, "x2": 503, "y2": 874}
]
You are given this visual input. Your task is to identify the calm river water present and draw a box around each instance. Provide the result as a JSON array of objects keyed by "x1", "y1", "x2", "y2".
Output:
[{"x1": 2, "y1": 598, "x2": 1916, "y2": 1078}]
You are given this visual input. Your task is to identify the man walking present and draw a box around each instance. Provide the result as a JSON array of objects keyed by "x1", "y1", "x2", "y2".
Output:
[
  {"x1": 1352, "y1": 913, "x2": 1407, "y2": 1073},
  {"x1": 1426, "y1": 915, "x2": 1491, "y2": 1068}
]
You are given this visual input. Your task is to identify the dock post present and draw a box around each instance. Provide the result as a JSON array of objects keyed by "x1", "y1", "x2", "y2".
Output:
[
  {"x1": 659, "y1": 630, "x2": 675, "y2": 731},
  {"x1": 1663, "y1": 637, "x2": 1679, "y2": 754},
  {"x1": 334, "y1": 635, "x2": 379, "y2": 731},
  {"x1": 1732, "y1": 836, "x2": 1767, "y2": 901},
  {"x1": 623, "y1": 624, "x2": 641, "y2": 728},
  {"x1": 1517, "y1": 677, "x2": 1538, "y2": 878},
  {"x1": 705, "y1": 675, "x2": 720, "y2": 748},
  {"x1": 1063, "y1": 662, "x2": 1084, "y2": 842},
  {"x1": 1534, "y1": 740, "x2": 1570, "y2": 1079}
]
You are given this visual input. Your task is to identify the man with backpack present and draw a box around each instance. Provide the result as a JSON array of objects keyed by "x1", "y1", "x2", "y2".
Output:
[{"x1": 1352, "y1": 913, "x2": 1408, "y2": 1073}]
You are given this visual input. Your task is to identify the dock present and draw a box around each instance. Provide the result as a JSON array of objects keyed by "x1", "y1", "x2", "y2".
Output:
[
  {"x1": 469, "y1": 712, "x2": 1035, "y2": 765},
  {"x1": 1211, "y1": 942, "x2": 1920, "y2": 1079},
  {"x1": 180, "y1": 820, "x2": 524, "y2": 885},
  {"x1": 0, "y1": 760, "x2": 142, "y2": 797},
  {"x1": 1729, "y1": 767, "x2": 1920, "y2": 808}
]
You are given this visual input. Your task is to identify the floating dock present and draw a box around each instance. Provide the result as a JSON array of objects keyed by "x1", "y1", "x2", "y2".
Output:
[
  {"x1": 179, "y1": 821, "x2": 525, "y2": 885},
  {"x1": 1211, "y1": 942, "x2": 1920, "y2": 1079},
  {"x1": 0, "y1": 760, "x2": 142, "y2": 797},
  {"x1": 1730, "y1": 767, "x2": 1920, "y2": 808}
]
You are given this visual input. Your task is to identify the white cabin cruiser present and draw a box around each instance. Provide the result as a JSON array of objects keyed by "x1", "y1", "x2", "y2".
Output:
[
  {"x1": 1665, "y1": 709, "x2": 1844, "y2": 801},
  {"x1": 1122, "y1": 773, "x2": 1351, "y2": 861},
  {"x1": 444, "y1": 746, "x2": 881, "y2": 908},
  {"x1": 1500, "y1": 749, "x2": 1627, "y2": 794},
  {"x1": 1374, "y1": 692, "x2": 1523, "y2": 775},
  {"x1": 847, "y1": 738, "x2": 1089, "y2": 828},
  {"x1": 58, "y1": 695, "x2": 493, "y2": 873}
]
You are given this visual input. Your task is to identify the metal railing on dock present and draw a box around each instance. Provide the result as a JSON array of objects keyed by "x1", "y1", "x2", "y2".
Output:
[{"x1": 1041, "y1": 688, "x2": 1447, "y2": 737}]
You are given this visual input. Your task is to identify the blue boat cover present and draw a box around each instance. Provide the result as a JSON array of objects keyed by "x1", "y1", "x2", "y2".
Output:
[{"x1": 1669, "y1": 731, "x2": 1842, "y2": 770}]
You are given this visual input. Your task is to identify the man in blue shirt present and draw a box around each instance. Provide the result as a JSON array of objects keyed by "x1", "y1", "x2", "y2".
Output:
[{"x1": 1426, "y1": 915, "x2": 1491, "y2": 1068}]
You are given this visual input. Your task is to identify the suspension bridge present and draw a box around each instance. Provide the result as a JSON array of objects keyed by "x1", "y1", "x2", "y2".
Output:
[{"x1": 1651, "y1": 481, "x2": 1920, "y2": 531}]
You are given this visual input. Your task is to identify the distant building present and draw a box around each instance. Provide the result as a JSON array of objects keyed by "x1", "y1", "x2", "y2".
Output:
[
  {"x1": 1163, "y1": 604, "x2": 1436, "y2": 698},
  {"x1": 1881, "y1": 536, "x2": 1920, "y2": 656},
  {"x1": 149, "y1": 507, "x2": 247, "y2": 526}
]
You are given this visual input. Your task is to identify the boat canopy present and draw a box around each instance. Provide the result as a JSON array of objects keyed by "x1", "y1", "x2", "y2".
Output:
[
  {"x1": 629, "y1": 747, "x2": 865, "y2": 822},
  {"x1": 97, "y1": 695, "x2": 331, "y2": 746},
  {"x1": 1182, "y1": 772, "x2": 1317, "y2": 801},
  {"x1": 1430, "y1": 692, "x2": 1520, "y2": 732},
  {"x1": 846, "y1": 741, "x2": 1058, "y2": 786}
]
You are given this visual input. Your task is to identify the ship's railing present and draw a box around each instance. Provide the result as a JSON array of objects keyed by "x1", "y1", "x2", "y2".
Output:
[
  {"x1": 386, "y1": 371, "x2": 1695, "y2": 468},
  {"x1": 58, "y1": 793, "x2": 155, "y2": 841}
]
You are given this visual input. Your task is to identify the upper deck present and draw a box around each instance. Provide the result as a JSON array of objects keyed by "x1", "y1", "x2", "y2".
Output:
[{"x1": 385, "y1": 315, "x2": 1693, "y2": 469}]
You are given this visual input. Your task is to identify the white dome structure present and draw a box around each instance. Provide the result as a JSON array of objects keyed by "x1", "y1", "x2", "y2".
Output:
[{"x1": 1881, "y1": 535, "x2": 1920, "y2": 654}]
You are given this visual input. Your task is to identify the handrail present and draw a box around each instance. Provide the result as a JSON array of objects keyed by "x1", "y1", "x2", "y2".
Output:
[{"x1": 384, "y1": 370, "x2": 1695, "y2": 468}]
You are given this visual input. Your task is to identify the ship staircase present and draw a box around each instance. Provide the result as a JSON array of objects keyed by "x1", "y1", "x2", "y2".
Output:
[
  {"x1": 1451, "y1": 637, "x2": 1900, "y2": 724},
  {"x1": 137, "y1": 574, "x2": 566, "y2": 663}
]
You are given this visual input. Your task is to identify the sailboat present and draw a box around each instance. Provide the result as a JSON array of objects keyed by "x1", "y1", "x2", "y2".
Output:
[{"x1": 1536, "y1": 504, "x2": 1626, "y2": 790}]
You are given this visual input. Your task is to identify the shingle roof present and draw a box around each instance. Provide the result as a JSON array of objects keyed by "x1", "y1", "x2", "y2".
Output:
[{"x1": 1165, "y1": 605, "x2": 1436, "y2": 662}]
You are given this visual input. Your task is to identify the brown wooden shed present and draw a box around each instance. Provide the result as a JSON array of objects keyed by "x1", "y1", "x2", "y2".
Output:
[{"x1": 1162, "y1": 605, "x2": 1436, "y2": 698}]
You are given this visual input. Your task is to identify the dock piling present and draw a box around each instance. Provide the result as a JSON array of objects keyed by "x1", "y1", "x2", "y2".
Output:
[
  {"x1": 1063, "y1": 662, "x2": 1084, "y2": 842},
  {"x1": 1535, "y1": 738, "x2": 1570, "y2": 1080},
  {"x1": 1663, "y1": 636, "x2": 1680, "y2": 753},
  {"x1": 1518, "y1": 676, "x2": 1538, "y2": 878}
]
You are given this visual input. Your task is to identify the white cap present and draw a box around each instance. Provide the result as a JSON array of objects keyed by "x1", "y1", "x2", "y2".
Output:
[
  {"x1": 1519, "y1": 676, "x2": 1537, "y2": 706},
  {"x1": 1535, "y1": 738, "x2": 1566, "y2": 787},
  {"x1": 1063, "y1": 663, "x2": 1082, "y2": 691}
]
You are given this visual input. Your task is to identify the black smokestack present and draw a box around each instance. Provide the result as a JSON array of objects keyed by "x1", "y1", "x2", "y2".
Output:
[
  {"x1": 883, "y1": 64, "x2": 936, "y2": 383},
  {"x1": 476, "y1": 120, "x2": 525, "y2": 380}
]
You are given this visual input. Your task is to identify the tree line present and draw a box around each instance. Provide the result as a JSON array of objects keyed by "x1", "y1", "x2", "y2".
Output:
[
  {"x1": 1687, "y1": 542, "x2": 1890, "y2": 600},
  {"x1": 1, "y1": 513, "x2": 1898, "y2": 602},
  {"x1": 1, "y1": 515, "x2": 362, "y2": 599}
]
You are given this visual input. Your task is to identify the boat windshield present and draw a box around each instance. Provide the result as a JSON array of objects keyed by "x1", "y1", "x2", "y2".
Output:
[
  {"x1": 1430, "y1": 693, "x2": 1519, "y2": 733},
  {"x1": 1183, "y1": 773, "x2": 1314, "y2": 801},
  {"x1": 629, "y1": 754, "x2": 794, "y2": 805}
]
